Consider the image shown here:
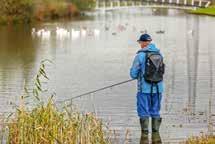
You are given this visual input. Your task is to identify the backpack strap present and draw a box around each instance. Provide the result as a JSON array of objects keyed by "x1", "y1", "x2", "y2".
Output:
[
  {"x1": 150, "y1": 83, "x2": 160, "y2": 108},
  {"x1": 150, "y1": 83, "x2": 154, "y2": 107},
  {"x1": 139, "y1": 71, "x2": 143, "y2": 93},
  {"x1": 156, "y1": 83, "x2": 160, "y2": 109}
]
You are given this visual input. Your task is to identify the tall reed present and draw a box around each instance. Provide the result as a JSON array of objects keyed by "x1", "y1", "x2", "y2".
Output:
[
  {"x1": 0, "y1": 60, "x2": 111, "y2": 144},
  {"x1": 185, "y1": 135, "x2": 215, "y2": 144}
]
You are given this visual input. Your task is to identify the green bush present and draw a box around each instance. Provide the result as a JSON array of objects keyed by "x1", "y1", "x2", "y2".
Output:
[
  {"x1": 0, "y1": 0, "x2": 33, "y2": 23},
  {"x1": 0, "y1": 15, "x2": 7, "y2": 25},
  {"x1": 34, "y1": 1, "x2": 79, "y2": 21},
  {"x1": 69, "y1": 0, "x2": 96, "y2": 10},
  {"x1": 0, "y1": 0, "x2": 95, "y2": 24}
]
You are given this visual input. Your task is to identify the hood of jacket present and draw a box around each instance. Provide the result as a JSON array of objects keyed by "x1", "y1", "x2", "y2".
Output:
[{"x1": 136, "y1": 43, "x2": 160, "y2": 54}]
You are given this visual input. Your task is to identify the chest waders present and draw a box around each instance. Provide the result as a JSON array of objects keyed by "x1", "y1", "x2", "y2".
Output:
[
  {"x1": 139, "y1": 71, "x2": 162, "y2": 144},
  {"x1": 138, "y1": 61, "x2": 162, "y2": 144},
  {"x1": 139, "y1": 73, "x2": 150, "y2": 135}
]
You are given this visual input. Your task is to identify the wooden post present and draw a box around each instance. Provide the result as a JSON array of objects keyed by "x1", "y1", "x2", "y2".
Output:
[
  {"x1": 191, "y1": 0, "x2": 194, "y2": 5},
  {"x1": 205, "y1": 1, "x2": 211, "y2": 7},
  {"x1": 109, "y1": 1, "x2": 113, "y2": 8},
  {"x1": 96, "y1": 1, "x2": 99, "y2": 9},
  {"x1": 177, "y1": 0, "x2": 180, "y2": 4},
  {"x1": 199, "y1": 0, "x2": 202, "y2": 7},
  {"x1": 104, "y1": 1, "x2": 106, "y2": 8},
  {"x1": 118, "y1": 0, "x2": 120, "y2": 7}
]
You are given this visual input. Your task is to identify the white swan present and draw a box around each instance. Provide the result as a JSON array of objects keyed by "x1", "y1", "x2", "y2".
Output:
[
  {"x1": 71, "y1": 28, "x2": 80, "y2": 40},
  {"x1": 94, "y1": 29, "x2": 100, "y2": 37},
  {"x1": 41, "y1": 30, "x2": 51, "y2": 39},
  {"x1": 56, "y1": 27, "x2": 70, "y2": 38}
]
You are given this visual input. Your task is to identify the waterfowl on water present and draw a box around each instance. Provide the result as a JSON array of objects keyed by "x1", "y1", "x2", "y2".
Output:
[{"x1": 156, "y1": 30, "x2": 165, "y2": 34}]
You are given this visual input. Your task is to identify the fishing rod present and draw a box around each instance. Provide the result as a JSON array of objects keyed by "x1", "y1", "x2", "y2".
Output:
[{"x1": 57, "y1": 79, "x2": 135, "y2": 103}]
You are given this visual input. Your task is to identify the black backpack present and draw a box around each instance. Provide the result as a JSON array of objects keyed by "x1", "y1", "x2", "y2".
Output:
[{"x1": 143, "y1": 51, "x2": 165, "y2": 84}]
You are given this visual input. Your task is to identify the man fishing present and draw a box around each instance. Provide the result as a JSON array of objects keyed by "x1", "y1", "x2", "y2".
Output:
[{"x1": 130, "y1": 34, "x2": 165, "y2": 143}]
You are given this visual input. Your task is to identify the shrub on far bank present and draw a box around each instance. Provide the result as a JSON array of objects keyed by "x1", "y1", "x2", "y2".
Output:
[
  {"x1": 0, "y1": 0, "x2": 96, "y2": 24},
  {"x1": 69, "y1": 0, "x2": 96, "y2": 10},
  {"x1": 34, "y1": 1, "x2": 79, "y2": 21},
  {"x1": 0, "y1": 0, "x2": 33, "y2": 24},
  {"x1": 0, "y1": 15, "x2": 8, "y2": 25}
]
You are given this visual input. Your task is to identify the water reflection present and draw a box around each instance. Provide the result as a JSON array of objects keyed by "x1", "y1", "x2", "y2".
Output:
[
  {"x1": 31, "y1": 27, "x2": 101, "y2": 40},
  {"x1": 152, "y1": 132, "x2": 162, "y2": 144},
  {"x1": 0, "y1": 26, "x2": 38, "y2": 80},
  {"x1": 186, "y1": 15, "x2": 199, "y2": 114},
  {"x1": 207, "y1": 17, "x2": 214, "y2": 135},
  {"x1": 140, "y1": 133, "x2": 149, "y2": 144},
  {"x1": 0, "y1": 25, "x2": 38, "y2": 109},
  {"x1": 139, "y1": 132, "x2": 162, "y2": 144}
]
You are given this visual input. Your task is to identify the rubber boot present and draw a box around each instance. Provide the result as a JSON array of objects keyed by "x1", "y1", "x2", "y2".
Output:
[
  {"x1": 151, "y1": 118, "x2": 162, "y2": 144},
  {"x1": 140, "y1": 133, "x2": 149, "y2": 144},
  {"x1": 140, "y1": 118, "x2": 149, "y2": 134},
  {"x1": 152, "y1": 132, "x2": 162, "y2": 144},
  {"x1": 152, "y1": 117, "x2": 162, "y2": 133},
  {"x1": 139, "y1": 118, "x2": 149, "y2": 144}
]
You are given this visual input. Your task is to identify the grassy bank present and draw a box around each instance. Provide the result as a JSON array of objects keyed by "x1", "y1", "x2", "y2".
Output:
[
  {"x1": 0, "y1": 60, "x2": 112, "y2": 143},
  {"x1": 186, "y1": 135, "x2": 215, "y2": 144},
  {"x1": 188, "y1": 6, "x2": 215, "y2": 16},
  {"x1": 0, "y1": 0, "x2": 96, "y2": 24}
]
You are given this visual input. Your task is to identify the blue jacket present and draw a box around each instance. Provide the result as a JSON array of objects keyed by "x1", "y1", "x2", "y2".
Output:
[{"x1": 130, "y1": 43, "x2": 164, "y2": 94}]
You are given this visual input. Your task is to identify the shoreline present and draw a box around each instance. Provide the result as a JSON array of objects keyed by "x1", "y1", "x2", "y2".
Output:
[
  {"x1": 1, "y1": 4, "x2": 215, "y2": 25},
  {"x1": 0, "y1": 0, "x2": 95, "y2": 25}
]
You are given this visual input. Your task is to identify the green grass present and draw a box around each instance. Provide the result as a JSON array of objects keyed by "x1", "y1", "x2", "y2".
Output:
[{"x1": 188, "y1": 6, "x2": 215, "y2": 16}]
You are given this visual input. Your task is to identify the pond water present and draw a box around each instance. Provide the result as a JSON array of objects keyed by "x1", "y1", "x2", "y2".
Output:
[{"x1": 0, "y1": 7, "x2": 215, "y2": 143}]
